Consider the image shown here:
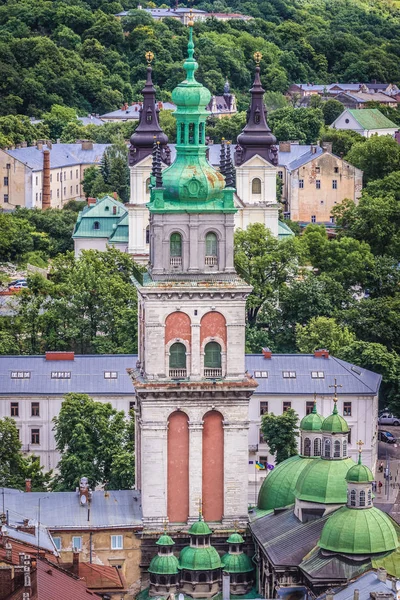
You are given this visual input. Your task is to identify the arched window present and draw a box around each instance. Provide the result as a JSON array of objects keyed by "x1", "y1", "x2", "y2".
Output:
[
  {"x1": 350, "y1": 489, "x2": 356, "y2": 507},
  {"x1": 159, "y1": 576, "x2": 166, "y2": 585},
  {"x1": 205, "y1": 232, "x2": 218, "y2": 265},
  {"x1": 204, "y1": 342, "x2": 222, "y2": 377},
  {"x1": 169, "y1": 342, "x2": 186, "y2": 377},
  {"x1": 93, "y1": 221, "x2": 100, "y2": 230},
  {"x1": 170, "y1": 233, "x2": 182, "y2": 266},
  {"x1": 314, "y1": 438, "x2": 321, "y2": 457},
  {"x1": 324, "y1": 438, "x2": 331, "y2": 458},
  {"x1": 367, "y1": 489, "x2": 372, "y2": 506},
  {"x1": 180, "y1": 122, "x2": 185, "y2": 144},
  {"x1": 304, "y1": 437, "x2": 311, "y2": 457},
  {"x1": 359, "y1": 490, "x2": 366, "y2": 507},
  {"x1": 343, "y1": 439, "x2": 347, "y2": 457},
  {"x1": 252, "y1": 178, "x2": 261, "y2": 194},
  {"x1": 334, "y1": 440, "x2": 341, "y2": 458},
  {"x1": 199, "y1": 573, "x2": 207, "y2": 583},
  {"x1": 146, "y1": 177, "x2": 151, "y2": 193},
  {"x1": 186, "y1": 571, "x2": 191, "y2": 581}
]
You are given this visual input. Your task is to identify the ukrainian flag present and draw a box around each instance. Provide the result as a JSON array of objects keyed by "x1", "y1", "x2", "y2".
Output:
[{"x1": 255, "y1": 461, "x2": 266, "y2": 470}]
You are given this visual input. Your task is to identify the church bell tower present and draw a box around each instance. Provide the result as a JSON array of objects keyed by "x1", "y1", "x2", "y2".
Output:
[{"x1": 130, "y1": 18, "x2": 256, "y2": 531}]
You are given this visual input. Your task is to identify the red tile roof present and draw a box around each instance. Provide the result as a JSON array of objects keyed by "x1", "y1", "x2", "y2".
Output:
[
  {"x1": 0, "y1": 537, "x2": 57, "y2": 565},
  {"x1": 78, "y1": 562, "x2": 125, "y2": 590}
]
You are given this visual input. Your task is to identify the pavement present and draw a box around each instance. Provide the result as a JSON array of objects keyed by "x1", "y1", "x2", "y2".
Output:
[{"x1": 376, "y1": 425, "x2": 400, "y2": 521}]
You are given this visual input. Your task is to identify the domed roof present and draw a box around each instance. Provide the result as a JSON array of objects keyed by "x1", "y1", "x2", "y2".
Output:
[
  {"x1": 156, "y1": 534, "x2": 175, "y2": 546},
  {"x1": 301, "y1": 402, "x2": 323, "y2": 432},
  {"x1": 346, "y1": 454, "x2": 374, "y2": 483},
  {"x1": 149, "y1": 553, "x2": 180, "y2": 575},
  {"x1": 258, "y1": 455, "x2": 314, "y2": 510},
  {"x1": 188, "y1": 519, "x2": 212, "y2": 536},
  {"x1": 322, "y1": 402, "x2": 349, "y2": 433},
  {"x1": 226, "y1": 532, "x2": 245, "y2": 544},
  {"x1": 179, "y1": 546, "x2": 222, "y2": 571},
  {"x1": 319, "y1": 506, "x2": 398, "y2": 555},
  {"x1": 221, "y1": 552, "x2": 254, "y2": 574},
  {"x1": 296, "y1": 457, "x2": 355, "y2": 504}
]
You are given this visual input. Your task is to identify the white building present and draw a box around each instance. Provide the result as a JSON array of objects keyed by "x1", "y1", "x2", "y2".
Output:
[{"x1": 331, "y1": 108, "x2": 398, "y2": 138}]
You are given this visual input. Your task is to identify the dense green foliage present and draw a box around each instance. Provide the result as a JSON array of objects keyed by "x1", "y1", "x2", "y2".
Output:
[
  {"x1": 52, "y1": 393, "x2": 135, "y2": 490},
  {"x1": 260, "y1": 408, "x2": 299, "y2": 464}
]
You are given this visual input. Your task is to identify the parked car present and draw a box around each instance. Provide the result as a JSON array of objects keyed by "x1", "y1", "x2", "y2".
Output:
[
  {"x1": 378, "y1": 413, "x2": 400, "y2": 426},
  {"x1": 8, "y1": 282, "x2": 28, "y2": 292},
  {"x1": 8, "y1": 279, "x2": 26, "y2": 288},
  {"x1": 378, "y1": 430, "x2": 396, "y2": 444}
]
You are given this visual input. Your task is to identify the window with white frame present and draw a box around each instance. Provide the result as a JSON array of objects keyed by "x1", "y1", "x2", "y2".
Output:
[
  {"x1": 51, "y1": 372, "x2": 71, "y2": 379},
  {"x1": 53, "y1": 537, "x2": 61, "y2": 550},
  {"x1": 311, "y1": 371, "x2": 324, "y2": 378},
  {"x1": 11, "y1": 371, "x2": 31, "y2": 379},
  {"x1": 282, "y1": 371, "x2": 296, "y2": 378},
  {"x1": 104, "y1": 371, "x2": 118, "y2": 379},
  {"x1": 111, "y1": 535, "x2": 123, "y2": 550},
  {"x1": 72, "y1": 536, "x2": 82, "y2": 551},
  {"x1": 254, "y1": 371, "x2": 268, "y2": 378}
]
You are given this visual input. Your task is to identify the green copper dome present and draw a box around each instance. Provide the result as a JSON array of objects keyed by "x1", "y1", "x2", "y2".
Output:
[
  {"x1": 149, "y1": 553, "x2": 180, "y2": 575},
  {"x1": 156, "y1": 534, "x2": 175, "y2": 546},
  {"x1": 188, "y1": 519, "x2": 212, "y2": 536},
  {"x1": 179, "y1": 546, "x2": 222, "y2": 571},
  {"x1": 221, "y1": 552, "x2": 254, "y2": 574},
  {"x1": 296, "y1": 457, "x2": 355, "y2": 504},
  {"x1": 319, "y1": 506, "x2": 398, "y2": 555},
  {"x1": 300, "y1": 402, "x2": 323, "y2": 432},
  {"x1": 322, "y1": 402, "x2": 349, "y2": 433},
  {"x1": 226, "y1": 533, "x2": 245, "y2": 544},
  {"x1": 258, "y1": 455, "x2": 314, "y2": 510},
  {"x1": 346, "y1": 454, "x2": 374, "y2": 483}
]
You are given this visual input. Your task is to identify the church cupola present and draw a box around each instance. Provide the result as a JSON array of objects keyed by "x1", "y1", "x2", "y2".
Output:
[
  {"x1": 221, "y1": 532, "x2": 254, "y2": 595},
  {"x1": 235, "y1": 52, "x2": 278, "y2": 167},
  {"x1": 148, "y1": 530, "x2": 180, "y2": 597},
  {"x1": 299, "y1": 396, "x2": 323, "y2": 458},
  {"x1": 129, "y1": 52, "x2": 170, "y2": 167},
  {"x1": 321, "y1": 381, "x2": 349, "y2": 460},
  {"x1": 345, "y1": 442, "x2": 374, "y2": 509}
]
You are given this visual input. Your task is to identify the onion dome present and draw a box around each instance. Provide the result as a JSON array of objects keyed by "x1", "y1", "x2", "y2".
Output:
[
  {"x1": 346, "y1": 453, "x2": 374, "y2": 483},
  {"x1": 156, "y1": 534, "x2": 175, "y2": 546},
  {"x1": 221, "y1": 533, "x2": 254, "y2": 574},
  {"x1": 148, "y1": 533, "x2": 179, "y2": 575},
  {"x1": 187, "y1": 519, "x2": 212, "y2": 536},
  {"x1": 258, "y1": 455, "x2": 314, "y2": 510},
  {"x1": 319, "y1": 506, "x2": 398, "y2": 554},
  {"x1": 300, "y1": 401, "x2": 323, "y2": 432},
  {"x1": 179, "y1": 546, "x2": 222, "y2": 571},
  {"x1": 295, "y1": 457, "x2": 355, "y2": 504},
  {"x1": 226, "y1": 533, "x2": 245, "y2": 544},
  {"x1": 321, "y1": 401, "x2": 349, "y2": 434}
]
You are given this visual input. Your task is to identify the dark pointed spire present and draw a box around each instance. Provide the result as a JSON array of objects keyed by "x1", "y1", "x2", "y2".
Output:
[
  {"x1": 235, "y1": 52, "x2": 278, "y2": 167},
  {"x1": 129, "y1": 52, "x2": 170, "y2": 166},
  {"x1": 151, "y1": 136, "x2": 157, "y2": 177},
  {"x1": 155, "y1": 142, "x2": 163, "y2": 188},
  {"x1": 225, "y1": 141, "x2": 235, "y2": 188},
  {"x1": 219, "y1": 138, "x2": 226, "y2": 176}
]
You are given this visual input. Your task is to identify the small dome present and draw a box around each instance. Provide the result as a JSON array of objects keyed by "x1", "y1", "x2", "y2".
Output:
[
  {"x1": 188, "y1": 519, "x2": 212, "y2": 536},
  {"x1": 156, "y1": 534, "x2": 175, "y2": 546},
  {"x1": 301, "y1": 403, "x2": 323, "y2": 431},
  {"x1": 319, "y1": 506, "x2": 398, "y2": 554},
  {"x1": 179, "y1": 546, "x2": 222, "y2": 571},
  {"x1": 346, "y1": 455, "x2": 374, "y2": 483},
  {"x1": 258, "y1": 455, "x2": 314, "y2": 510},
  {"x1": 226, "y1": 533, "x2": 245, "y2": 544},
  {"x1": 221, "y1": 552, "x2": 254, "y2": 574},
  {"x1": 321, "y1": 403, "x2": 349, "y2": 433},
  {"x1": 149, "y1": 553, "x2": 180, "y2": 575},
  {"x1": 296, "y1": 457, "x2": 355, "y2": 504}
]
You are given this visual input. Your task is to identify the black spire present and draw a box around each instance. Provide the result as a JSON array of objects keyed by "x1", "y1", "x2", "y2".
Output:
[
  {"x1": 225, "y1": 142, "x2": 235, "y2": 188},
  {"x1": 235, "y1": 54, "x2": 278, "y2": 167},
  {"x1": 219, "y1": 138, "x2": 226, "y2": 176},
  {"x1": 129, "y1": 55, "x2": 170, "y2": 166},
  {"x1": 151, "y1": 137, "x2": 158, "y2": 177},
  {"x1": 154, "y1": 142, "x2": 163, "y2": 188}
]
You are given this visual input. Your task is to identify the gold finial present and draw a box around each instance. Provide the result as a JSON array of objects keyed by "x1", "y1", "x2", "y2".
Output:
[
  {"x1": 145, "y1": 51, "x2": 154, "y2": 65},
  {"x1": 198, "y1": 498, "x2": 203, "y2": 520},
  {"x1": 188, "y1": 9, "x2": 194, "y2": 27},
  {"x1": 253, "y1": 51, "x2": 262, "y2": 65},
  {"x1": 227, "y1": 140, "x2": 231, "y2": 145},
  {"x1": 233, "y1": 520, "x2": 238, "y2": 532},
  {"x1": 329, "y1": 378, "x2": 343, "y2": 403},
  {"x1": 357, "y1": 440, "x2": 364, "y2": 453},
  {"x1": 163, "y1": 518, "x2": 168, "y2": 534}
]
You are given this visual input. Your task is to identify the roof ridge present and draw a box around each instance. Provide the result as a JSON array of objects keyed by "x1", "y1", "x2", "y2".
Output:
[{"x1": 331, "y1": 356, "x2": 379, "y2": 394}]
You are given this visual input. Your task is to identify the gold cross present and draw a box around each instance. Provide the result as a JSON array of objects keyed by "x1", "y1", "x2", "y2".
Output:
[
  {"x1": 329, "y1": 378, "x2": 343, "y2": 402},
  {"x1": 145, "y1": 51, "x2": 154, "y2": 65},
  {"x1": 253, "y1": 51, "x2": 263, "y2": 64},
  {"x1": 198, "y1": 498, "x2": 203, "y2": 520},
  {"x1": 163, "y1": 518, "x2": 168, "y2": 534},
  {"x1": 357, "y1": 440, "x2": 364, "y2": 453}
]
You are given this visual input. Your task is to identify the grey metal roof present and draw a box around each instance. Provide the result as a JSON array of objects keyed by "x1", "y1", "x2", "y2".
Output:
[
  {"x1": 6, "y1": 144, "x2": 109, "y2": 172},
  {"x1": 0, "y1": 354, "x2": 381, "y2": 396},
  {"x1": 78, "y1": 116, "x2": 105, "y2": 126},
  {"x1": 300, "y1": 547, "x2": 370, "y2": 583},
  {"x1": 2, "y1": 522, "x2": 58, "y2": 554},
  {"x1": 101, "y1": 102, "x2": 175, "y2": 120},
  {"x1": 316, "y1": 570, "x2": 395, "y2": 600},
  {"x1": 3, "y1": 488, "x2": 142, "y2": 529}
]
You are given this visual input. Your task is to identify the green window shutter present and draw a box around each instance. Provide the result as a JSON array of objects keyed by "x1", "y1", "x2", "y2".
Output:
[
  {"x1": 170, "y1": 233, "x2": 182, "y2": 257},
  {"x1": 205, "y1": 233, "x2": 217, "y2": 256},
  {"x1": 204, "y1": 342, "x2": 221, "y2": 368},
  {"x1": 169, "y1": 343, "x2": 186, "y2": 368}
]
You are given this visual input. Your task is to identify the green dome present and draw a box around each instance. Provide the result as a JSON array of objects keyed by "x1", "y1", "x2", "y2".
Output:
[
  {"x1": 300, "y1": 403, "x2": 323, "y2": 431},
  {"x1": 221, "y1": 552, "x2": 254, "y2": 574},
  {"x1": 296, "y1": 457, "x2": 355, "y2": 504},
  {"x1": 346, "y1": 455, "x2": 374, "y2": 483},
  {"x1": 156, "y1": 534, "x2": 175, "y2": 546},
  {"x1": 179, "y1": 546, "x2": 222, "y2": 571},
  {"x1": 319, "y1": 506, "x2": 398, "y2": 554},
  {"x1": 149, "y1": 553, "x2": 180, "y2": 575},
  {"x1": 321, "y1": 403, "x2": 349, "y2": 433},
  {"x1": 226, "y1": 533, "x2": 245, "y2": 544},
  {"x1": 188, "y1": 519, "x2": 212, "y2": 536},
  {"x1": 258, "y1": 455, "x2": 314, "y2": 510}
]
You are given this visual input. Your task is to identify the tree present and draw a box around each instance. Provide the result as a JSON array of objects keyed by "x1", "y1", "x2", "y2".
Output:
[
  {"x1": 319, "y1": 129, "x2": 365, "y2": 157},
  {"x1": 42, "y1": 104, "x2": 79, "y2": 139},
  {"x1": 206, "y1": 112, "x2": 246, "y2": 143},
  {"x1": 322, "y1": 99, "x2": 344, "y2": 125},
  {"x1": 260, "y1": 408, "x2": 299, "y2": 464},
  {"x1": 295, "y1": 316, "x2": 356, "y2": 355},
  {"x1": 268, "y1": 107, "x2": 324, "y2": 144},
  {"x1": 346, "y1": 135, "x2": 400, "y2": 182},
  {"x1": 52, "y1": 393, "x2": 134, "y2": 490}
]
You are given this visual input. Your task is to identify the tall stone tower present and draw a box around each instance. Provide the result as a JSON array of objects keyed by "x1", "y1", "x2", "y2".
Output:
[
  {"x1": 127, "y1": 53, "x2": 170, "y2": 263},
  {"x1": 130, "y1": 21, "x2": 256, "y2": 531}
]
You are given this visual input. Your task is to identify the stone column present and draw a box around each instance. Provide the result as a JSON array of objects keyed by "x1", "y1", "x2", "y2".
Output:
[
  {"x1": 222, "y1": 419, "x2": 249, "y2": 527},
  {"x1": 190, "y1": 323, "x2": 201, "y2": 380},
  {"x1": 188, "y1": 419, "x2": 203, "y2": 524},
  {"x1": 226, "y1": 322, "x2": 246, "y2": 379},
  {"x1": 151, "y1": 220, "x2": 164, "y2": 274},
  {"x1": 188, "y1": 219, "x2": 199, "y2": 272},
  {"x1": 225, "y1": 221, "x2": 235, "y2": 272},
  {"x1": 141, "y1": 419, "x2": 168, "y2": 529}
]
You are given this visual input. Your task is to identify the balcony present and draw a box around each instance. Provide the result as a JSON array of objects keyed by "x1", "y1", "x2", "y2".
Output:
[
  {"x1": 204, "y1": 368, "x2": 222, "y2": 378},
  {"x1": 205, "y1": 256, "x2": 217, "y2": 266},
  {"x1": 170, "y1": 257, "x2": 182, "y2": 267},
  {"x1": 169, "y1": 368, "x2": 187, "y2": 379}
]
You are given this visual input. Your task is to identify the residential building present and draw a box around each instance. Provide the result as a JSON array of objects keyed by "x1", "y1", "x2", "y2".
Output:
[
  {"x1": 100, "y1": 101, "x2": 176, "y2": 123},
  {"x1": 278, "y1": 141, "x2": 363, "y2": 224},
  {"x1": 116, "y1": 7, "x2": 252, "y2": 24},
  {"x1": 334, "y1": 91, "x2": 398, "y2": 109},
  {"x1": 331, "y1": 108, "x2": 399, "y2": 138},
  {"x1": 0, "y1": 141, "x2": 109, "y2": 210},
  {"x1": 316, "y1": 570, "x2": 397, "y2": 600},
  {"x1": 287, "y1": 82, "x2": 400, "y2": 99},
  {"x1": 207, "y1": 80, "x2": 237, "y2": 118}
]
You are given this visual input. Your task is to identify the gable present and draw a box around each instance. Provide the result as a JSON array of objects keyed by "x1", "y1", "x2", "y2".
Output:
[
  {"x1": 239, "y1": 154, "x2": 276, "y2": 169},
  {"x1": 332, "y1": 110, "x2": 363, "y2": 130}
]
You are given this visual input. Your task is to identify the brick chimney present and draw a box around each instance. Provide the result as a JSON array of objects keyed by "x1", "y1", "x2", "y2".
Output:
[
  {"x1": 321, "y1": 141, "x2": 333, "y2": 153},
  {"x1": 36, "y1": 140, "x2": 43, "y2": 151},
  {"x1": 25, "y1": 479, "x2": 32, "y2": 493},
  {"x1": 377, "y1": 568, "x2": 387, "y2": 583},
  {"x1": 72, "y1": 552, "x2": 80, "y2": 576},
  {"x1": 45, "y1": 351, "x2": 75, "y2": 361},
  {"x1": 81, "y1": 140, "x2": 93, "y2": 151},
  {"x1": 42, "y1": 149, "x2": 51, "y2": 209},
  {"x1": 87, "y1": 197, "x2": 97, "y2": 206},
  {"x1": 314, "y1": 349, "x2": 329, "y2": 359},
  {"x1": 262, "y1": 347, "x2": 272, "y2": 359},
  {"x1": 279, "y1": 141, "x2": 291, "y2": 152},
  {"x1": 5, "y1": 541, "x2": 12, "y2": 562}
]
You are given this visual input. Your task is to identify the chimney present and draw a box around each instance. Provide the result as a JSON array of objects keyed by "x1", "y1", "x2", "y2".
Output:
[
  {"x1": 5, "y1": 541, "x2": 12, "y2": 561},
  {"x1": 42, "y1": 150, "x2": 51, "y2": 209},
  {"x1": 279, "y1": 141, "x2": 291, "y2": 152},
  {"x1": 78, "y1": 476, "x2": 92, "y2": 505},
  {"x1": 310, "y1": 144, "x2": 317, "y2": 154},
  {"x1": 262, "y1": 347, "x2": 272, "y2": 359},
  {"x1": 377, "y1": 568, "x2": 387, "y2": 583},
  {"x1": 25, "y1": 479, "x2": 32, "y2": 493},
  {"x1": 354, "y1": 590, "x2": 360, "y2": 600},
  {"x1": 23, "y1": 555, "x2": 31, "y2": 594},
  {"x1": 113, "y1": 192, "x2": 118, "y2": 200},
  {"x1": 0, "y1": 567, "x2": 13, "y2": 598},
  {"x1": 87, "y1": 197, "x2": 97, "y2": 206},
  {"x1": 321, "y1": 141, "x2": 333, "y2": 153},
  {"x1": 36, "y1": 141, "x2": 43, "y2": 151},
  {"x1": 326, "y1": 594, "x2": 334, "y2": 600},
  {"x1": 45, "y1": 351, "x2": 75, "y2": 361},
  {"x1": 47, "y1": 140, "x2": 52, "y2": 150},
  {"x1": 81, "y1": 140, "x2": 93, "y2": 151},
  {"x1": 72, "y1": 552, "x2": 79, "y2": 576},
  {"x1": 314, "y1": 349, "x2": 329, "y2": 359}
]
